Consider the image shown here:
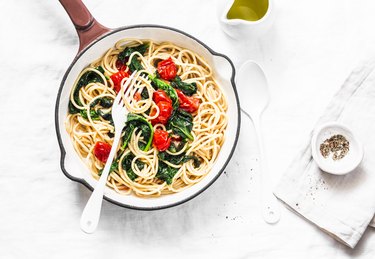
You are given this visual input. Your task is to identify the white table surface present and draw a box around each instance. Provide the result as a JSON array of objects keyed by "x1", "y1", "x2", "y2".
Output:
[{"x1": 1, "y1": 0, "x2": 375, "y2": 258}]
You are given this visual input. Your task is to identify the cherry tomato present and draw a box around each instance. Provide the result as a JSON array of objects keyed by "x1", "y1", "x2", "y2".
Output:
[
  {"x1": 110, "y1": 70, "x2": 129, "y2": 93},
  {"x1": 171, "y1": 134, "x2": 182, "y2": 141},
  {"x1": 176, "y1": 89, "x2": 200, "y2": 113},
  {"x1": 153, "y1": 90, "x2": 172, "y2": 104},
  {"x1": 94, "y1": 141, "x2": 112, "y2": 163},
  {"x1": 153, "y1": 129, "x2": 171, "y2": 151},
  {"x1": 134, "y1": 92, "x2": 141, "y2": 101},
  {"x1": 115, "y1": 59, "x2": 128, "y2": 71},
  {"x1": 157, "y1": 57, "x2": 177, "y2": 81},
  {"x1": 151, "y1": 101, "x2": 173, "y2": 125}
]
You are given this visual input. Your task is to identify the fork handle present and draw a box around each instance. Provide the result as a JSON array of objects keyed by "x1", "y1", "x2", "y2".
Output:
[{"x1": 80, "y1": 130, "x2": 122, "y2": 233}]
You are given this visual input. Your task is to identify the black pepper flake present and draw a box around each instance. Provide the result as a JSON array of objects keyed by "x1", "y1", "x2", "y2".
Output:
[{"x1": 320, "y1": 134, "x2": 349, "y2": 161}]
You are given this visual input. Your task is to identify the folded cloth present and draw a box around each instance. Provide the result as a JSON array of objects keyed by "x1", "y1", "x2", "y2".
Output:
[{"x1": 274, "y1": 60, "x2": 375, "y2": 248}]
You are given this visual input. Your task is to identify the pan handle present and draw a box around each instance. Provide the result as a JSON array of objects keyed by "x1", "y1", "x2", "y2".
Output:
[{"x1": 59, "y1": 0, "x2": 111, "y2": 54}]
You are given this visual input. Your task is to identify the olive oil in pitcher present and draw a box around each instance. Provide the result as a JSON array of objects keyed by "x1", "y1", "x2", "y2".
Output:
[{"x1": 227, "y1": 0, "x2": 269, "y2": 21}]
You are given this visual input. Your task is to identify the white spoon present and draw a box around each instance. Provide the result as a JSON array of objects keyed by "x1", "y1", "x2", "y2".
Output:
[{"x1": 237, "y1": 60, "x2": 280, "y2": 224}]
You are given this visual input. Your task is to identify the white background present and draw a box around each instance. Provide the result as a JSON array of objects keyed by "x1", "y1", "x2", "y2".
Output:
[{"x1": 1, "y1": 0, "x2": 375, "y2": 258}]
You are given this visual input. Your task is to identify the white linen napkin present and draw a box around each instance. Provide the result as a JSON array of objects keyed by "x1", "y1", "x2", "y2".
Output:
[{"x1": 274, "y1": 60, "x2": 375, "y2": 248}]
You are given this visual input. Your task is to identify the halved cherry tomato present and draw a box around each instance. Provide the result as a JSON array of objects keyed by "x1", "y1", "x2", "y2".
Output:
[
  {"x1": 153, "y1": 90, "x2": 172, "y2": 104},
  {"x1": 93, "y1": 141, "x2": 112, "y2": 163},
  {"x1": 171, "y1": 134, "x2": 182, "y2": 141},
  {"x1": 153, "y1": 129, "x2": 171, "y2": 151},
  {"x1": 110, "y1": 70, "x2": 129, "y2": 93},
  {"x1": 115, "y1": 59, "x2": 128, "y2": 71},
  {"x1": 157, "y1": 57, "x2": 177, "y2": 81},
  {"x1": 134, "y1": 92, "x2": 141, "y2": 101},
  {"x1": 176, "y1": 89, "x2": 200, "y2": 113},
  {"x1": 151, "y1": 101, "x2": 173, "y2": 125}
]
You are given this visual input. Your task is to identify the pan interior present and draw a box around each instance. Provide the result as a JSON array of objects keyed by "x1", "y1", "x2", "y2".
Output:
[{"x1": 57, "y1": 26, "x2": 239, "y2": 209}]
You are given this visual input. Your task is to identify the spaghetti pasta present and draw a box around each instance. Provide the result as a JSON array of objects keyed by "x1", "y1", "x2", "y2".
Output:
[{"x1": 65, "y1": 39, "x2": 227, "y2": 197}]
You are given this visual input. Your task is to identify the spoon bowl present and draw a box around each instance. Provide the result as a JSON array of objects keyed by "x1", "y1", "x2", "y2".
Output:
[
  {"x1": 237, "y1": 60, "x2": 280, "y2": 224},
  {"x1": 237, "y1": 61, "x2": 270, "y2": 117}
]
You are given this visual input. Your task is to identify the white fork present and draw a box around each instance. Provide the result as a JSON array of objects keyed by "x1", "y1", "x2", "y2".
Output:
[{"x1": 80, "y1": 72, "x2": 139, "y2": 234}]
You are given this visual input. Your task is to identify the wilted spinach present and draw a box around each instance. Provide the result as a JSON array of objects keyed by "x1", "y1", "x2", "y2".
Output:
[
  {"x1": 80, "y1": 109, "x2": 100, "y2": 120},
  {"x1": 121, "y1": 124, "x2": 135, "y2": 150},
  {"x1": 156, "y1": 161, "x2": 179, "y2": 185},
  {"x1": 97, "y1": 110, "x2": 113, "y2": 122},
  {"x1": 121, "y1": 113, "x2": 154, "y2": 151},
  {"x1": 168, "y1": 140, "x2": 186, "y2": 153},
  {"x1": 79, "y1": 97, "x2": 114, "y2": 122},
  {"x1": 141, "y1": 87, "x2": 149, "y2": 99},
  {"x1": 121, "y1": 152, "x2": 145, "y2": 181},
  {"x1": 99, "y1": 97, "x2": 113, "y2": 108},
  {"x1": 167, "y1": 109, "x2": 194, "y2": 141},
  {"x1": 149, "y1": 74, "x2": 179, "y2": 109},
  {"x1": 98, "y1": 160, "x2": 118, "y2": 176},
  {"x1": 158, "y1": 152, "x2": 201, "y2": 168},
  {"x1": 170, "y1": 76, "x2": 197, "y2": 96},
  {"x1": 68, "y1": 66, "x2": 105, "y2": 114},
  {"x1": 118, "y1": 44, "x2": 148, "y2": 72}
]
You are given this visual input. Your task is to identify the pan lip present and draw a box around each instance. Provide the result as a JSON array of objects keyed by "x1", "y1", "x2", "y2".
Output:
[{"x1": 55, "y1": 24, "x2": 241, "y2": 211}]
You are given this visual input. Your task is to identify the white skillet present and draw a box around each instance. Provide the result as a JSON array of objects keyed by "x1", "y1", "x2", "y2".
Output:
[{"x1": 55, "y1": 0, "x2": 241, "y2": 210}]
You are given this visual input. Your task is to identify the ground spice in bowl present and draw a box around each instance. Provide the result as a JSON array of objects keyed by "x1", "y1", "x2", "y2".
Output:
[{"x1": 320, "y1": 134, "x2": 350, "y2": 161}]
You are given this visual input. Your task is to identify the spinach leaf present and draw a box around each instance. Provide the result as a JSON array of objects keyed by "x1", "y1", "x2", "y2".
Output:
[
  {"x1": 137, "y1": 141, "x2": 147, "y2": 151},
  {"x1": 158, "y1": 152, "x2": 201, "y2": 168},
  {"x1": 168, "y1": 140, "x2": 186, "y2": 153},
  {"x1": 170, "y1": 76, "x2": 197, "y2": 96},
  {"x1": 141, "y1": 87, "x2": 149, "y2": 99},
  {"x1": 68, "y1": 67, "x2": 105, "y2": 114},
  {"x1": 149, "y1": 75, "x2": 179, "y2": 109},
  {"x1": 136, "y1": 161, "x2": 145, "y2": 171},
  {"x1": 137, "y1": 124, "x2": 151, "y2": 150},
  {"x1": 118, "y1": 44, "x2": 148, "y2": 73},
  {"x1": 111, "y1": 161, "x2": 119, "y2": 172},
  {"x1": 96, "y1": 97, "x2": 114, "y2": 121},
  {"x1": 80, "y1": 109, "x2": 100, "y2": 120},
  {"x1": 167, "y1": 109, "x2": 194, "y2": 141},
  {"x1": 126, "y1": 113, "x2": 154, "y2": 151},
  {"x1": 118, "y1": 44, "x2": 148, "y2": 61},
  {"x1": 89, "y1": 98, "x2": 101, "y2": 107},
  {"x1": 156, "y1": 161, "x2": 179, "y2": 185},
  {"x1": 99, "y1": 97, "x2": 113, "y2": 108},
  {"x1": 97, "y1": 110, "x2": 113, "y2": 122},
  {"x1": 121, "y1": 123, "x2": 135, "y2": 150},
  {"x1": 129, "y1": 59, "x2": 144, "y2": 72},
  {"x1": 69, "y1": 101, "x2": 81, "y2": 114},
  {"x1": 96, "y1": 66, "x2": 105, "y2": 74},
  {"x1": 98, "y1": 160, "x2": 118, "y2": 176},
  {"x1": 121, "y1": 152, "x2": 144, "y2": 181},
  {"x1": 80, "y1": 97, "x2": 114, "y2": 122}
]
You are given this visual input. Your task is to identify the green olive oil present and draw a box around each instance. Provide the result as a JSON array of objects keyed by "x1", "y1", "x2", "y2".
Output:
[{"x1": 227, "y1": 0, "x2": 269, "y2": 21}]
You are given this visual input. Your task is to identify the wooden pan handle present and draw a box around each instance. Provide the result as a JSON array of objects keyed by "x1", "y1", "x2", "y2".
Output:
[{"x1": 59, "y1": 0, "x2": 111, "y2": 53}]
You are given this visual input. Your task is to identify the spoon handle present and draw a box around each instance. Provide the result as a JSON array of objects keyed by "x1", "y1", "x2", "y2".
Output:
[{"x1": 253, "y1": 116, "x2": 280, "y2": 224}]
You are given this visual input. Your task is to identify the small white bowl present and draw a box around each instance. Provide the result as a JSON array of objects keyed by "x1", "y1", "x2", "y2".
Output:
[{"x1": 311, "y1": 122, "x2": 363, "y2": 175}]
